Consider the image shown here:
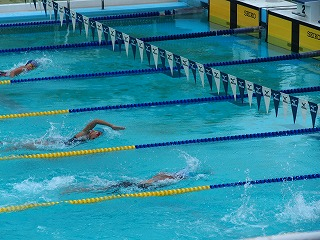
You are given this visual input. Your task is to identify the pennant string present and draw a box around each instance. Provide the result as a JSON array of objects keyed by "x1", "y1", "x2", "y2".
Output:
[{"x1": 38, "y1": 0, "x2": 318, "y2": 128}]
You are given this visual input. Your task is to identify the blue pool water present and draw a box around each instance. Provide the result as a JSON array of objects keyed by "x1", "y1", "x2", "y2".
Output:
[{"x1": 0, "y1": 8, "x2": 319, "y2": 240}]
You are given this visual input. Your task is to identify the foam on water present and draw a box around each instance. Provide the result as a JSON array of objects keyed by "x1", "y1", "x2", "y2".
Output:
[
  {"x1": 0, "y1": 175, "x2": 75, "y2": 205},
  {"x1": 61, "y1": 150, "x2": 208, "y2": 195},
  {"x1": 12, "y1": 175, "x2": 75, "y2": 194},
  {"x1": 178, "y1": 150, "x2": 199, "y2": 173},
  {"x1": 221, "y1": 169, "x2": 268, "y2": 235},
  {"x1": 276, "y1": 193, "x2": 320, "y2": 224},
  {"x1": 2, "y1": 122, "x2": 69, "y2": 151}
]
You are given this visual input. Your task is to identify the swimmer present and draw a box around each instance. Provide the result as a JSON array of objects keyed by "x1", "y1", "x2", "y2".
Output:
[
  {"x1": 63, "y1": 169, "x2": 190, "y2": 194},
  {"x1": 138, "y1": 170, "x2": 188, "y2": 188},
  {"x1": 65, "y1": 119, "x2": 125, "y2": 145},
  {"x1": 0, "y1": 60, "x2": 39, "y2": 78},
  {"x1": 2, "y1": 119, "x2": 125, "y2": 151}
]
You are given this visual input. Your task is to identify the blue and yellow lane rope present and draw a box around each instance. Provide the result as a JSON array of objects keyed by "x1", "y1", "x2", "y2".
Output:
[
  {"x1": 0, "y1": 80, "x2": 10, "y2": 85},
  {"x1": 0, "y1": 85, "x2": 319, "y2": 120},
  {"x1": 0, "y1": 109, "x2": 69, "y2": 119},
  {"x1": 1, "y1": 173, "x2": 319, "y2": 214},
  {"x1": 0, "y1": 186, "x2": 210, "y2": 213},
  {"x1": 0, "y1": 145, "x2": 136, "y2": 161},
  {"x1": 0, "y1": 127, "x2": 319, "y2": 161}
]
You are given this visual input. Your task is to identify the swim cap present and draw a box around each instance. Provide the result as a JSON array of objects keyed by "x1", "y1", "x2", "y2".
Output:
[
  {"x1": 94, "y1": 127, "x2": 105, "y2": 134},
  {"x1": 25, "y1": 60, "x2": 39, "y2": 68}
]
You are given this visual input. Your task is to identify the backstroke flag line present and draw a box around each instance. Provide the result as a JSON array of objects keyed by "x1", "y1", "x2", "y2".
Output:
[{"x1": 36, "y1": 0, "x2": 319, "y2": 128}]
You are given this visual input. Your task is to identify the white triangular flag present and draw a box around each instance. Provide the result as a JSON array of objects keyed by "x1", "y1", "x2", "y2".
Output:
[
  {"x1": 151, "y1": 45, "x2": 159, "y2": 69},
  {"x1": 58, "y1": 5, "x2": 65, "y2": 27},
  {"x1": 196, "y1": 62, "x2": 205, "y2": 87},
  {"x1": 38, "y1": 0, "x2": 41, "y2": 10},
  {"x1": 212, "y1": 69, "x2": 220, "y2": 94},
  {"x1": 70, "y1": 10, "x2": 76, "y2": 32},
  {"x1": 47, "y1": 0, "x2": 53, "y2": 20},
  {"x1": 281, "y1": 92, "x2": 290, "y2": 118},
  {"x1": 136, "y1": 39, "x2": 144, "y2": 63},
  {"x1": 109, "y1": 27, "x2": 116, "y2": 51},
  {"x1": 96, "y1": 22, "x2": 103, "y2": 45},
  {"x1": 82, "y1": 16, "x2": 89, "y2": 38},
  {"x1": 228, "y1": 74, "x2": 237, "y2": 100},
  {"x1": 262, "y1": 86, "x2": 271, "y2": 113},
  {"x1": 122, "y1": 33, "x2": 130, "y2": 57},
  {"x1": 166, "y1": 50, "x2": 174, "y2": 76},
  {"x1": 180, "y1": 57, "x2": 189, "y2": 81},
  {"x1": 245, "y1": 80, "x2": 254, "y2": 107}
]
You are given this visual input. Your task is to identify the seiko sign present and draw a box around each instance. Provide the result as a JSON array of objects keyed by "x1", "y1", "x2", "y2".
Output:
[
  {"x1": 307, "y1": 31, "x2": 320, "y2": 40},
  {"x1": 244, "y1": 10, "x2": 256, "y2": 19}
]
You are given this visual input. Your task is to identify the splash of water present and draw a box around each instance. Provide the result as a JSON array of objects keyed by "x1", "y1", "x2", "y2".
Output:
[
  {"x1": 178, "y1": 150, "x2": 200, "y2": 173},
  {"x1": 276, "y1": 193, "x2": 320, "y2": 224},
  {"x1": 221, "y1": 169, "x2": 267, "y2": 232},
  {"x1": 34, "y1": 57, "x2": 53, "y2": 69},
  {"x1": 1, "y1": 121, "x2": 69, "y2": 152},
  {"x1": 22, "y1": 122, "x2": 70, "y2": 150},
  {"x1": 101, "y1": 127, "x2": 122, "y2": 139},
  {"x1": 12, "y1": 176, "x2": 75, "y2": 194}
]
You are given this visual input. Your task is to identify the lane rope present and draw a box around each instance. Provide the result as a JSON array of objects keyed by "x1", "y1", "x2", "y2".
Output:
[
  {"x1": 0, "y1": 11, "x2": 166, "y2": 28},
  {"x1": 0, "y1": 145, "x2": 136, "y2": 161},
  {"x1": 0, "y1": 127, "x2": 318, "y2": 161},
  {"x1": 0, "y1": 27, "x2": 261, "y2": 54},
  {"x1": 0, "y1": 50, "x2": 318, "y2": 86},
  {"x1": 0, "y1": 86, "x2": 319, "y2": 119},
  {"x1": 1, "y1": 173, "x2": 319, "y2": 214}
]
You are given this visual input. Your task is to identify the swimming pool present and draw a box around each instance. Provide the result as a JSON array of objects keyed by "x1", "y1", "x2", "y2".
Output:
[{"x1": 0, "y1": 6, "x2": 319, "y2": 240}]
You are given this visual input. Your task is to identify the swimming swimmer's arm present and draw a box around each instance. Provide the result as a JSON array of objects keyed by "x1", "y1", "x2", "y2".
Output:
[
  {"x1": 9, "y1": 64, "x2": 34, "y2": 78},
  {"x1": 139, "y1": 173, "x2": 175, "y2": 185},
  {"x1": 9, "y1": 66, "x2": 27, "y2": 77},
  {"x1": 75, "y1": 119, "x2": 125, "y2": 137}
]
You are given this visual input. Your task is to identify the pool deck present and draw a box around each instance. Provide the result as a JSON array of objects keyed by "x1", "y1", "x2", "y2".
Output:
[
  {"x1": 0, "y1": 0, "x2": 189, "y2": 23},
  {"x1": 238, "y1": 0, "x2": 320, "y2": 26},
  {"x1": 245, "y1": 230, "x2": 320, "y2": 240}
]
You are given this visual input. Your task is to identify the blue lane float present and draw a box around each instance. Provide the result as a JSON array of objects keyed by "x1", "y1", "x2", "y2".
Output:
[
  {"x1": 134, "y1": 127, "x2": 320, "y2": 149},
  {"x1": 204, "y1": 50, "x2": 320, "y2": 67},
  {"x1": 0, "y1": 11, "x2": 165, "y2": 28},
  {"x1": 0, "y1": 27, "x2": 262, "y2": 54},
  {"x1": 209, "y1": 173, "x2": 320, "y2": 189},
  {"x1": 65, "y1": 86, "x2": 320, "y2": 113}
]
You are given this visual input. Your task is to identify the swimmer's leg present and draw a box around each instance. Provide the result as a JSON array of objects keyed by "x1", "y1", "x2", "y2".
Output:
[
  {"x1": 115, "y1": 181, "x2": 135, "y2": 188},
  {"x1": 21, "y1": 142, "x2": 38, "y2": 150},
  {"x1": 9, "y1": 139, "x2": 59, "y2": 151},
  {"x1": 62, "y1": 187, "x2": 92, "y2": 194},
  {"x1": 3, "y1": 142, "x2": 38, "y2": 151},
  {"x1": 94, "y1": 181, "x2": 136, "y2": 193},
  {"x1": 62, "y1": 181, "x2": 137, "y2": 194}
]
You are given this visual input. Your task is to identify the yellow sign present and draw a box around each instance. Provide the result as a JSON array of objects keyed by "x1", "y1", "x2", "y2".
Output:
[
  {"x1": 237, "y1": 5, "x2": 259, "y2": 28},
  {"x1": 299, "y1": 25, "x2": 320, "y2": 52},
  {"x1": 268, "y1": 14, "x2": 292, "y2": 50},
  {"x1": 209, "y1": 0, "x2": 230, "y2": 27}
]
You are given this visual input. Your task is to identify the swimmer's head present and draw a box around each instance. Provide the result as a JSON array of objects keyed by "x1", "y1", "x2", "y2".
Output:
[
  {"x1": 25, "y1": 60, "x2": 39, "y2": 69},
  {"x1": 88, "y1": 128, "x2": 104, "y2": 139}
]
